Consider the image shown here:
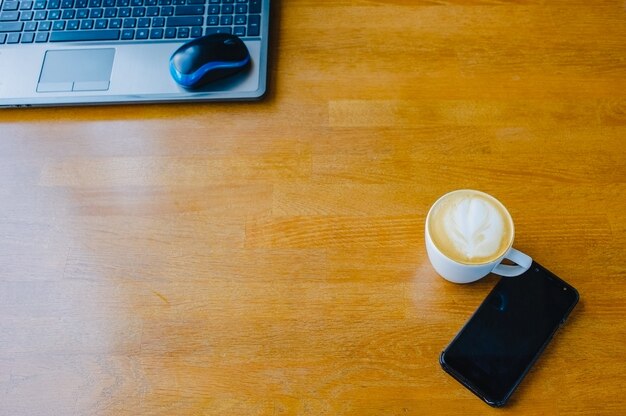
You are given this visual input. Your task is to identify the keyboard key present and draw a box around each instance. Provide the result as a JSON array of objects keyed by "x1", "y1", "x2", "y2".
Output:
[
  {"x1": 0, "y1": 33, "x2": 6, "y2": 43},
  {"x1": 0, "y1": 21, "x2": 24, "y2": 31},
  {"x1": 61, "y1": 0, "x2": 74, "y2": 8},
  {"x1": 76, "y1": 0, "x2": 89, "y2": 7},
  {"x1": 21, "y1": 32, "x2": 35, "y2": 42},
  {"x1": 137, "y1": 17, "x2": 149, "y2": 27},
  {"x1": 104, "y1": 8, "x2": 117, "y2": 17},
  {"x1": 234, "y1": 14, "x2": 245, "y2": 25},
  {"x1": 152, "y1": 16, "x2": 164, "y2": 27},
  {"x1": 48, "y1": 10, "x2": 61, "y2": 19},
  {"x1": 207, "y1": 5, "x2": 218, "y2": 14},
  {"x1": 62, "y1": 9, "x2": 75, "y2": 18},
  {"x1": 48, "y1": 0, "x2": 61, "y2": 9},
  {"x1": 38, "y1": 20, "x2": 51, "y2": 30},
  {"x1": 34, "y1": 1, "x2": 47, "y2": 9},
  {"x1": 249, "y1": 0, "x2": 260, "y2": 14},
  {"x1": 132, "y1": 7, "x2": 145, "y2": 17},
  {"x1": 205, "y1": 26, "x2": 230, "y2": 35},
  {"x1": 50, "y1": 28, "x2": 120, "y2": 40},
  {"x1": 149, "y1": 27, "x2": 163, "y2": 38},
  {"x1": 164, "y1": 26, "x2": 175, "y2": 37},
  {"x1": 136, "y1": 27, "x2": 148, "y2": 38},
  {"x1": 247, "y1": 13, "x2": 259, "y2": 36},
  {"x1": 2, "y1": 2, "x2": 20, "y2": 11},
  {"x1": 176, "y1": 26, "x2": 189, "y2": 38},
  {"x1": 123, "y1": 17, "x2": 136, "y2": 27},
  {"x1": 90, "y1": 8, "x2": 103, "y2": 17},
  {"x1": 174, "y1": 5, "x2": 203, "y2": 15},
  {"x1": 146, "y1": 6, "x2": 158, "y2": 16},
  {"x1": 52, "y1": 20, "x2": 65, "y2": 29},
  {"x1": 121, "y1": 28, "x2": 134, "y2": 38},
  {"x1": 233, "y1": 25, "x2": 244, "y2": 36},
  {"x1": 79, "y1": 18, "x2": 93, "y2": 28},
  {"x1": 21, "y1": 1, "x2": 35, "y2": 10},
  {"x1": 35, "y1": 31, "x2": 49, "y2": 41},
  {"x1": 160, "y1": 6, "x2": 173, "y2": 16},
  {"x1": 67, "y1": 19, "x2": 79, "y2": 28},
  {"x1": 24, "y1": 21, "x2": 38, "y2": 30},
  {"x1": 103, "y1": 0, "x2": 115, "y2": 6},
  {"x1": 0, "y1": 11, "x2": 20, "y2": 21},
  {"x1": 76, "y1": 8, "x2": 88, "y2": 17},
  {"x1": 88, "y1": 0, "x2": 102, "y2": 7},
  {"x1": 118, "y1": 7, "x2": 130, "y2": 17},
  {"x1": 166, "y1": 16, "x2": 201, "y2": 26},
  {"x1": 95, "y1": 18, "x2": 107, "y2": 28},
  {"x1": 7, "y1": 32, "x2": 20, "y2": 42},
  {"x1": 34, "y1": 10, "x2": 47, "y2": 19},
  {"x1": 190, "y1": 25, "x2": 201, "y2": 37},
  {"x1": 21, "y1": 11, "x2": 35, "y2": 20},
  {"x1": 109, "y1": 18, "x2": 121, "y2": 27}
]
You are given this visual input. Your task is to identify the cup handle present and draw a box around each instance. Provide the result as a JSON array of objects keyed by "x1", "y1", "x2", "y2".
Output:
[{"x1": 492, "y1": 248, "x2": 532, "y2": 277}]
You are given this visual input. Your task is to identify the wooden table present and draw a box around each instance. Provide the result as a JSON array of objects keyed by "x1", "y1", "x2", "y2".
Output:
[{"x1": 1, "y1": 1, "x2": 625, "y2": 414}]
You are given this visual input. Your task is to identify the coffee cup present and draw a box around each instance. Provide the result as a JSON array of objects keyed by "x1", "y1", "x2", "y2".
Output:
[{"x1": 425, "y1": 189, "x2": 532, "y2": 284}]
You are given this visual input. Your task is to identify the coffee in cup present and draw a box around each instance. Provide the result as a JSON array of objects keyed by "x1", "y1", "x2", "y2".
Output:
[{"x1": 425, "y1": 189, "x2": 532, "y2": 283}]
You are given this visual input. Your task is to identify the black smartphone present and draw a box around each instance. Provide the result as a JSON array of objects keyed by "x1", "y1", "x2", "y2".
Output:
[{"x1": 439, "y1": 261, "x2": 579, "y2": 407}]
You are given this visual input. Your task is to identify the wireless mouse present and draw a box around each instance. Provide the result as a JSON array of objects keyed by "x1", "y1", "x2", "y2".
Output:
[{"x1": 169, "y1": 34, "x2": 251, "y2": 88}]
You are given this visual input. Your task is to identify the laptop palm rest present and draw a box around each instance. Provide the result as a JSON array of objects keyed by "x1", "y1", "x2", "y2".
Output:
[{"x1": 37, "y1": 49, "x2": 115, "y2": 93}]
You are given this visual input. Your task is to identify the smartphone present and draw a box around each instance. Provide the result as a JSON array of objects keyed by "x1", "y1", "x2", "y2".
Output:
[{"x1": 439, "y1": 261, "x2": 579, "y2": 407}]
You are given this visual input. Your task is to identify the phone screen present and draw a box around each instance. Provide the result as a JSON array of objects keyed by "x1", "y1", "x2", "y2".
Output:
[{"x1": 440, "y1": 262, "x2": 579, "y2": 407}]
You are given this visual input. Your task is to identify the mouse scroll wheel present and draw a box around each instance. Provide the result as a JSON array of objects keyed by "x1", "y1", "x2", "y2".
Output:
[{"x1": 224, "y1": 39, "x2": 236, "y2": 45}]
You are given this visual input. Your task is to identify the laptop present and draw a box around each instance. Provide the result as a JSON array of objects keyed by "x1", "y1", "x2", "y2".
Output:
[{"x1": 0, "y1": 0, "x2": 270, "y2": 107}]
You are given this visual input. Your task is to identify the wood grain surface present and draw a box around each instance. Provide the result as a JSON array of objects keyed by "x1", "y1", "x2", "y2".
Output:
[{"x1": 1, "y1": 0, "x2": 625, "y2": 415}]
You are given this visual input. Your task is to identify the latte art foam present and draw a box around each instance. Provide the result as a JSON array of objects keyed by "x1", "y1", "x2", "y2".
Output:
[
  {"x1": 427, "y1": 190, "x2": 514, "y2": 265},
  {"x1": 444, "y1": 197, "x2": 504, "y2": 260}
]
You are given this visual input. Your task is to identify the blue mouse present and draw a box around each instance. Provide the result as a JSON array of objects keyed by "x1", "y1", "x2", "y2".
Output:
[{"x1": 169, "y1": 34, "x2": 251, "y2": 88}]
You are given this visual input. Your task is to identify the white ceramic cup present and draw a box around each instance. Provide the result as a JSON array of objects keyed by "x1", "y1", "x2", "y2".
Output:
[{"x1": 425, "y1": 189, "x2": 532, "y2": 284}]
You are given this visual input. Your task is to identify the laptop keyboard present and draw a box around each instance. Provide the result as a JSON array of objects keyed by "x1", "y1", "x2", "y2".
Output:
[{"x1": 0, "y1": 0, "x2": 262, "y2": 44}]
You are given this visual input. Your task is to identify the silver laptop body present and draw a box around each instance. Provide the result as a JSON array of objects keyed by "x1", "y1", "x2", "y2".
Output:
[{"x1": 0, "y1": 0, "x2": 270, "y2": 107}]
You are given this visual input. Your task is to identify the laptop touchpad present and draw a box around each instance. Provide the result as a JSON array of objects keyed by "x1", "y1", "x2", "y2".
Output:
[{"x1": 37, "y1": 49, "x2": 115, "y2": 93}]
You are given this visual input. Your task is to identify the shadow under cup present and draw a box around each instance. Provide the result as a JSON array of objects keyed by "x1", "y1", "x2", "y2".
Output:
[{"x1": 424, "y1": 190, "x2": 532, "y2": 284}]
